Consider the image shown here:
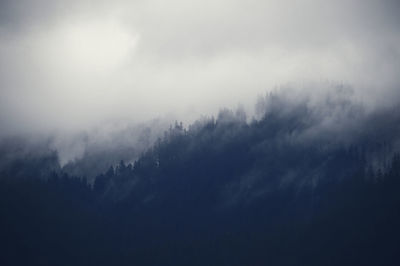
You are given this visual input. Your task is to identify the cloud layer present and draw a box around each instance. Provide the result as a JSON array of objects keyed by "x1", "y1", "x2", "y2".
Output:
[{"x1": 0, "y1": 0, "x2": 399, "y2": 136}]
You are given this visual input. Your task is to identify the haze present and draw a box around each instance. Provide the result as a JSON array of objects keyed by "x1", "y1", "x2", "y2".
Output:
[{"x1": 0, "y1": 0, "x2": 399, "y2": 137}]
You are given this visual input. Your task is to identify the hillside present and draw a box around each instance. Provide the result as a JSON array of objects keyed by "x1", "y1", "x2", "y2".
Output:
[{"x1": 1, "y1": 90, "x2": 400, "y2": 265}]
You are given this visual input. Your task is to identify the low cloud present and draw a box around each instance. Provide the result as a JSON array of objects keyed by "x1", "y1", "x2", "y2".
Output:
[{"x1": 0, "y1": 0, "x2": 399, "y2": 138}]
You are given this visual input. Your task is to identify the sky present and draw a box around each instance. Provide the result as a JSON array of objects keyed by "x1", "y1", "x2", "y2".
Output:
[{"x1": 0, "y1": 0, "x2": 399, "y2": 137}]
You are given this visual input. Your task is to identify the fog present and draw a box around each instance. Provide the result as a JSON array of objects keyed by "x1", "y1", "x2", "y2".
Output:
[{"x1": 0, "y1": 0, "x2": 399, "y2": 138}]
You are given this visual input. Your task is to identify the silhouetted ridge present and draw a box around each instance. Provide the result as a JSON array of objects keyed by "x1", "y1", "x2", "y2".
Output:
[{"x1": 1, "y1": 89, "x2": 400, "y2": 266}]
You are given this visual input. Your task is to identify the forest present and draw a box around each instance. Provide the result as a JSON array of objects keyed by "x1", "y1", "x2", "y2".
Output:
[{"x1": 1, "y1": 89, "x2": 400, "y2": 266}]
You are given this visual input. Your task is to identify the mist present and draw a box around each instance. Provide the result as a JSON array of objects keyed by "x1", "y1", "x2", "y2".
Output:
[
  {"x1": 2, "y1": 2, "x2": 400, "y2": 264},
  {"x1": 0, "y1": 0, "x2": 399, "y2": 136}
]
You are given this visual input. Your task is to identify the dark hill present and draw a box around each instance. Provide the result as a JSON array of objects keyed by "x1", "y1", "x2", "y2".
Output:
[{"x1": 1, "y1": 89, "x2": 400, "y2": 265}]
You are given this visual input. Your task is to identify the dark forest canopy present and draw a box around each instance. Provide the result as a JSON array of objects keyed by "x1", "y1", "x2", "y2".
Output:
[{"x1": 1, "y1": 88, "x2": 400, "y2": 266}]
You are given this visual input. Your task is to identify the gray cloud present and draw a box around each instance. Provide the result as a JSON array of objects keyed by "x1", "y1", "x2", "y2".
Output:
[{"x1": 0, "y1": 0, "x2": 399, "y2": 137}]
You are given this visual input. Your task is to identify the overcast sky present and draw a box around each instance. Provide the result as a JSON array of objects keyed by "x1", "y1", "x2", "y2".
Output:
[{"x1": 0, "y1": 0, "x2": 399, "y2": 136}]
